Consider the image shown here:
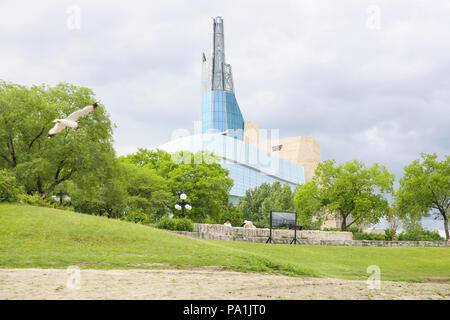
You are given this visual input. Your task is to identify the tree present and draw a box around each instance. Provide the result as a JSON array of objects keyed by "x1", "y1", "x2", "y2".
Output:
[
  {"x1": 237, "y1": 182, "x2": 296, "y2": 228},
  {"x1": 167, "y1": 151, "x2": 233, "y2": 222},
  {"x1": 294, "y1": 182, "x2": 324, "y2": 228},
  {"x1": 68, "y1": 159, "x2": 128, "y2": 218},
  {"x1": 0, "y1": 80, "x2": 116, "y2": 198},
  {"x1": 385, "y1": 204, "x2": 402, "y2": 241},
  {"x1": 295, "y1": 159, "x2": 395, "y2": 231},
  {"x1": 120, "y1": 161, "x2": 172, "y2": 222},
  {"x1": 396, "y1": 153, "x2": 449, "y2": 240},
  {"x1": 0, "y1": 169, "x2": 21, "y2": 202},
  {"x1": 121, "y1": 149, "x2": 234, "y2": 223},
  {"x1": 397, "y1": 216, "x2": 445, "y2": 241},
  {"x1": 237, "y1": 183, "x2": 272, "y2": 227}
]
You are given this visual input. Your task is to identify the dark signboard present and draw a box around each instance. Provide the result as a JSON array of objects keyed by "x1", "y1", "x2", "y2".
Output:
[{"x1": 270, "y1": 211, "x2": 297, "y2": 229}]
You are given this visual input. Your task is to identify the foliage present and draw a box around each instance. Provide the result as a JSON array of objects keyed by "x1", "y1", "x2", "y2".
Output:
[
  {"x1": 237, "y1": 182, "x2": 296, "y2": 228},
  {"x1": 122, "y1": 149, "x2": 234, "y2": 223},
  {"x1": 0, "y1": 80, "x2": 116, "y2": 199},
  {"x1": 398, "y1": 229, "x2": 444, "y2": 242},
  {"x1": 121, "y1": 209, "x2": 151, "y2": 224},
  {"x1": 352, "y1": 230, "x2": 386, "y2": 241},
  {"x1": 0, "y1": 169, "x2": 21, "y2": 202},
  {"x1": 18, "y1": 192, "x2": 74, "y2": 211},
  {"x1": 396, "y1": 153, "x2": 449, "y2": 240},
  {"x1": 294, "y1": 182, "x2": 324, "y2": 228},
  {"x1": 67, "y1": 160, "x2": 128, "y2": 218},
  {"x1": 206, "y1": 202, "x2": 244, "y2": 227},
  {"x1": 398, "y1": 217, "x2": 445, "y2": 241},
  {"x1": 295, "y1": 159, "x2": 395, "y2": 231},
  {"x1": 156, "y1": 216, "x2": 194, "y2": 232},
  {"x1": 384, "y1": 229, "x2": 396, "y2": 242},
  {"x1": 385, "y1": 204, "x2": 402, "y2": 241}
]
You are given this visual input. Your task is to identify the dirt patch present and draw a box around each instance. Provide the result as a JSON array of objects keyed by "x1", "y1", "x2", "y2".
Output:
[{"x1": 0, "y1": 268, "x2": 449, "y2": 300}]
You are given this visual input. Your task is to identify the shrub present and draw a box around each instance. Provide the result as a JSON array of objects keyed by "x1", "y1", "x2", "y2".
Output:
[
  {"x1": 398, "y1": 227, "x2": 444, "y2": 241},
  {"x1": 353, "y1": 231, "x2": 386, "y2": 241},
  {"x1": 18, "y1": 193, "x2": 74, "y2": 211},
  {"x1": 300, "y1": 220, "x2": 322, "y2": 230},
  {"x1": 19, "y1": 193, "x2": 46, "y2": 206},
  {"x1": 385, "y1": 228, "x2": 397, "y2": 241},
  {"x1": 156, "y1": 217, "x2": 194, "y2": 232},
  {"x1": 174, "y1": 218, "x2": 194, "y2": 231},
  {"x1": 0, "y1": 170, "x2": 22, "y2": 202},
  {"x1": 121, "y1": 209, "x2": 150, "y2": 224},
  {"x1": 156, "y1": 216, "x2": 176, "y2": 230}
]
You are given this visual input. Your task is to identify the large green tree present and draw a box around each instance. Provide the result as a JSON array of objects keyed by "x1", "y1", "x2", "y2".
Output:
[
  {"x1": 396, "y1": 153, "x2": 449, "y2": 240},
  {"x1": 237, "y1": 182, "x2": 296, "y2": 228},
  {"x1": 0, "y1": 80, "x2": 115, "y2": 198},
  {"x1": 294, "y1": 159, "x2": 394, "y2": 231},
  {"x1": 121, "y1": 149, "x2": 234, "y2": 223}
]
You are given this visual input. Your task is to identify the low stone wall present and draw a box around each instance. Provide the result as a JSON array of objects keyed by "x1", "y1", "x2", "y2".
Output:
[
  {"x1": 193, "y1": 223, "x2": 353, "y2": 241},
  {"x1": 171, "y1": 230, "x2": 450, "y2": 247}
]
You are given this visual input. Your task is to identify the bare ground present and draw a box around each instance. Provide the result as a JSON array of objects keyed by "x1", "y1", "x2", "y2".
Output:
[{"x1": 0, "y1": 268, "x2": 449, "y2": 300}]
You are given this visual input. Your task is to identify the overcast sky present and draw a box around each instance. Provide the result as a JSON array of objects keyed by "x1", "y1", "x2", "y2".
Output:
[{"x1": 1, "y1": 1, "x2": 449, "y2": 230}]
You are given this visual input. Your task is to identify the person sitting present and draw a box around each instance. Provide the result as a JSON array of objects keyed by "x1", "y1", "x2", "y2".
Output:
[
  {"x1": 223, "y1": 219, "x2": 232, "y2": 227},
  {"x1": 241, "y1": 220, "x2": 256, "y2": 229}
]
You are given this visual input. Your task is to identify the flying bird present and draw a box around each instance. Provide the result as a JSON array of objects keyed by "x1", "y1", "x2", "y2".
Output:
[{"x1": 47, "y1": 102, "x2": 98, "y2": 138}]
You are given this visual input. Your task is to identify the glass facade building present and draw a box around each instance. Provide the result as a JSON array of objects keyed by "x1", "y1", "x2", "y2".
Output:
[
  {"x1": 158, "y1": 16, "x2": 306, "y2": 202},
  {"x1": 201, "y1": 91, "x2": 244, "y2": 140},
  {"x1": 158, "y1": 134, "x2": 304, "y2": 202},
  {"x1": 201, "y1": 16, "x2": 244, "y2": 140}
]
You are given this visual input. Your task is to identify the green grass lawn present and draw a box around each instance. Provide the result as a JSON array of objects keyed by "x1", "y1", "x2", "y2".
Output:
[{"x1": 1, "y1": 203, "x2": 449, "y2": 282}]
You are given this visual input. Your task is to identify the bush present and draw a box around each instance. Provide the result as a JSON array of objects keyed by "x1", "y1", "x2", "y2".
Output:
[
  {"x1": 0, "y1": 169, "x2": 21, "y2": 202},
  {"x1": 385, "y1": 228, "x2": 397, "y2": 241},
  {"x1": 322, "y1": 224, "x2": 445, "y2": 241},
  {"x1": 174, "y1": 218, "x2": 194, "y2": 231},
  {"x1": 353, "y1": 231, "x2": 387, "y2": 241},
  {"x1": 300, "y1": 220, "x2": 322, "y2": 230},
  {"x1": 156, "y1": 216, "x2": 194, "y2": 232},
  {"x1": 121, "y1": 209, "x2": 150, "y2": 224},
  {"x1": 205, "y1": 203, "x2": 244, "y2": 227},
  {"x1": 18, "y1": 193, "x2": 74, "y2": 211},
  {"x1": 398, "y1": 227, "x2": 444, "y2": 241},
  {"x1": 19, "y1": 193, "x2": 46, "y2": 206}
]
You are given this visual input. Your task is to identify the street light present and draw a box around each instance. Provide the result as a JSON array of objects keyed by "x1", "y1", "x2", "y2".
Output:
[{"x1": 175, "y1": 193, "x2": 191, "y2": 218}]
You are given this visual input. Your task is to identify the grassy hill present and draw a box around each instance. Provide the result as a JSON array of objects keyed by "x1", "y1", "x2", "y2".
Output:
[{"x1": 1, "y1": 204, "x2": 449, "y2": 281}]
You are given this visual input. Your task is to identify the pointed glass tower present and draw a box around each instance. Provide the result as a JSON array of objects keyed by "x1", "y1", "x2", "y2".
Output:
[{"x1": 201, "y1": 16, "x2": 244, "y2": 140}]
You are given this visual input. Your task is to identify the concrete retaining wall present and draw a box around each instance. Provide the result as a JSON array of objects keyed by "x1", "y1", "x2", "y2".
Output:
[
  {"x1": 193, "y1": 223, "x2": 353, "y2": 241},
  {"x1": 171, "y1": 230, "x2": 450, "y2": 247}
]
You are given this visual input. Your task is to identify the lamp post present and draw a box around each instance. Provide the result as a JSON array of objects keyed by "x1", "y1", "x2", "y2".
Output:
[{"x1": 175, "y1": 193, "x2": 192, "y2": 218}]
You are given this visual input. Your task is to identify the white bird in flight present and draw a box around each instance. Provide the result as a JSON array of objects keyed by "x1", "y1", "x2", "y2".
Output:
[{"x1": 47, "y1": 102, "x2": 98, "y2": 138}]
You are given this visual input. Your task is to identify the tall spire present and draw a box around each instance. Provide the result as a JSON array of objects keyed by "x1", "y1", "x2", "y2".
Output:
[
  {"x1": 202, "y1": 16, "x2": 234, "y2": 93},
  {"x1": 201, "y1": 16, "x2": 244, "y2": 140}
]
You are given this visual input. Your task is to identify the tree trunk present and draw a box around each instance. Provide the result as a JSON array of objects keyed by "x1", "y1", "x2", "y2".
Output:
[
  {"x1": 43, "y1": 166, "x2": 75, "y2": 198},
  {"x1": 37, "y1": 176, "x2": 44, "y2": 196},
  {"x1": 341, "y1": 215, "x2": 347, "y2": 231},
  {"x1": 444, "y1": 216, "x2": 449, "y2": 241}
]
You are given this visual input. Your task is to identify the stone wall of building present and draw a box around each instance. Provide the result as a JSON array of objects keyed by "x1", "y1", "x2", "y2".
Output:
[{"x1": 262, "y1": 136, "x2": 322, "y2": 184}]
